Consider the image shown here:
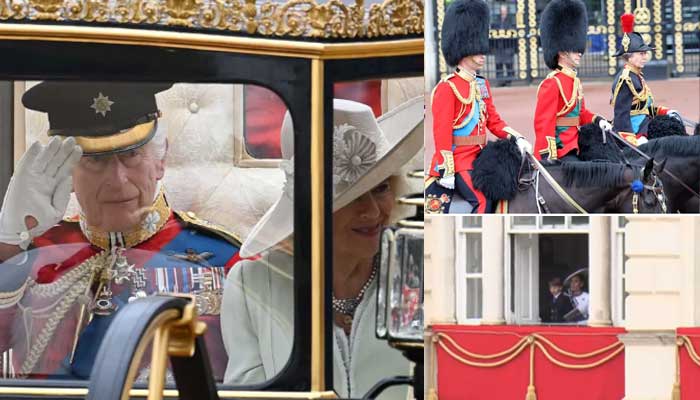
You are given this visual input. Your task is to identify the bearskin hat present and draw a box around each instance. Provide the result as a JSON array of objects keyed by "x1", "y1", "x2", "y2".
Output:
[
  {"x1": 441, "y1": 0, "x2": 490, "y2": 67},
  {"x1": 540, "y1": 0, "x2": 589, "y2": 70}
]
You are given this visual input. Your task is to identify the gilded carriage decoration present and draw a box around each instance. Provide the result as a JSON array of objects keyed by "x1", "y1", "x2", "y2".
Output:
[{"x1": 0, "y1": 0, "x2": 423, "y2": 39}]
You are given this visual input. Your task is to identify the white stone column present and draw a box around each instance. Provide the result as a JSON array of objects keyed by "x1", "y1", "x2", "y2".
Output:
[
  {"x1": 424, "y1": 215, "x2": 456, "y2": 325},
  {"x1": 588, "y1": 216, "x2": 612, "y2": 326},
  {"x1": 623, "y1": 216, "x2": 684, "y2": 399},
  {"x1": 481, "y1": 215, "x2": 505, "y2": 325},
  {"x1": 619, "y1": 331, "x2": 677, "y2": 400}
]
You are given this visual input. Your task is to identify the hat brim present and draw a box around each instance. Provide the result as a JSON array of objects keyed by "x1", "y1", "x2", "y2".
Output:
[
  {"x1": 240, "y1": 96, "x2": 424, "y2": 258},
  {"x1": 70, "y1": 120, "x2": 156, "y2": 156},
  {"x1": 333, "y1": 97, "x2": 424, "y2": 210},
  {"x1": 563, "y1": 268, "x2": 589, "y2": 286},
  {"x1": 614, "y1": 44, "x2": 655, "y2": 57},
  {"x1": 240, "y1": 193, "x2": 294, "y2": 258}
]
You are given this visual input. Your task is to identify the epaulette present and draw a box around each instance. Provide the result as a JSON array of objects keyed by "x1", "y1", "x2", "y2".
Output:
[
  {"x1": 536, "y1": 70, "x2": 559, "y2": 96},
  {"x1": 174, "y1": 210, "x2": 242, "y2": 247},
  {"x1": 611, "y1": 68, "x2": 636, "y2": 106},
  {"x1": 430, "y1": 73, "x2": 454, "y2": 106}
]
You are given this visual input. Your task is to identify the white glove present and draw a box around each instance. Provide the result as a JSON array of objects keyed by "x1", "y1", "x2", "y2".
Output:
[
  {"x1": 598, "y1": 119, "x2": 613, "y2": 133},
  {"x1": 636, "y1": 136, "x2": 649, "y2": 145},
  {"x1": 515, "y1": 137, "x2": 533, "y2": 155},
  {"x1": 438, "y1": 175, "x2": 455, "y2": 189},
  {"x1": 667, "y1": 110, "x2": 682, "y2": 121},
  {"x1": 0, "y1": 137, "x2": 82, "y2": 249}
]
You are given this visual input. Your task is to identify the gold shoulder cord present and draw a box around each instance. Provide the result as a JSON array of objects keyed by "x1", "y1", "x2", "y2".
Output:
[
  {"x1": 537, "y1": 71, "x2": 580, "y2": 117},
  {"x1": 610, "y1": 68, "x2": 631, "y2": 106},
  {"x1": 447, "y1": 79, "x2": 480, "y2": 130},
  {"x1": 611, "y1": 68, "x2": 649, "y2": 109}
]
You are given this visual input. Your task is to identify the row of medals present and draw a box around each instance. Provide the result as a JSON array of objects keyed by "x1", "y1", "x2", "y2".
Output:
[
  {"x1": 84, "y1": 248, "x2": 147, "y2": 316},
  {"x1": 81, "y1": 248, "x2": 220, "y2": 316}
]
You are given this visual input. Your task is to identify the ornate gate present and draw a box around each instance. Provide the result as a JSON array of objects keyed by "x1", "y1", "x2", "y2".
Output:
[{"x1": 429, "y1": 0, "x2": 700, "y2": 85}]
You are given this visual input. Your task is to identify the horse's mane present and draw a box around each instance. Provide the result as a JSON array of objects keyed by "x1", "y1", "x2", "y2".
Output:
[
  {"x1": 472, "y1": 138, "x2": 522, "y2": 200},
  {"x1": 561, "y1": 161, "x2": 632, "y2": 188},
  {"x1": 577, "y1": 123, "x2": 625, "y2": 162},
  {"x1": 634, "y1": 135, "x2": 700, "y2": 158}
]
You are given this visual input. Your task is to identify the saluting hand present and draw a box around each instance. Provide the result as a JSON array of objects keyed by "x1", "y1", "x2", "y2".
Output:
[{"x1": 0, "y1": 137, "x2": 82, "y2": 249}]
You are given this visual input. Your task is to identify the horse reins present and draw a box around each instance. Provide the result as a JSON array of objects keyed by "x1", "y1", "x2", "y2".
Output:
[
  {"x1": 605, "y1": 129, "x2": 700, "y2": 200},
  {"x1": 524, "y1": 153, "x2": 588, "y2": 214}
]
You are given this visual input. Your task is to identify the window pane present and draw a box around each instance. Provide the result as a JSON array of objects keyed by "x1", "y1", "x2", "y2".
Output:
[
  {"x1": 512, "y1": 216, "x2": 536, "y2": 227},
  {"x1": 466, "y1": 278, "x2": 483, "y2": 319},
  {"x1": 462, "y1": 216, "x2": 482, "y2": 228},
  {"x1": 622, "y1": 277, "x2": 628, "y2": 320},
  {"x1": 465, "y1": 233, "x2": 482, "y2": 273},
  {"x1": 618, "y1": 216, "x2": 629, "y2": 228},
  {"x1": 2, "y1": 81, "x2": 295, "y2": 386},
  {"x1": 570, "y1": 216, "x2": 589, "y2": 227},
  {"x1": 541, "y1": 216, "x2": 565, "y2": 228}
]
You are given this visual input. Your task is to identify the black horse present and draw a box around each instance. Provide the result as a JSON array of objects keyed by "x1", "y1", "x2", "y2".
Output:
[
  {"x1": 471, "y1": 138, "x2": 666, "y2": 213},
  {"x1": 578, "y1": 118, "x2": 700, "y2": 213}
]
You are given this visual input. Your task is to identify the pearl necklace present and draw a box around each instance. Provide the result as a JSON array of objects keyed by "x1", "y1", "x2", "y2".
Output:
[{"x1": 332, "y1": 257, "x2": 378, "y2": 317}]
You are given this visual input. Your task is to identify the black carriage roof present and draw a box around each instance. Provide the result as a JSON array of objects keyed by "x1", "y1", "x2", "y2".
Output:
[{"x1": 0, "y1": 0, "x2": 423, "y2": 59}]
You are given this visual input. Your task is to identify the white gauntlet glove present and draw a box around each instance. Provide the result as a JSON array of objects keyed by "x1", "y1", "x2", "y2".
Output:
[
  {"x1": 515, "y1": 136, "x2": 533, "y2": 155},
  {"x1": 636, "y1": 136, "x2": 649, "y2": 146},
  {"x1": 598, "y1": 119, "x2": 613, "y2": 133},
  {"x1": 0, "y1": 137, "x2": 82, "y2": 249},
  {"x1": 438, "y1": 175, "x2": 455, "y2": 189},
  {"x1": 667, "y1": 110, "x2": 682, "y2": 122}
]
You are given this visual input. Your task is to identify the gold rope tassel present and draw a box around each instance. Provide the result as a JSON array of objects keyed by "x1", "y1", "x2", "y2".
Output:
[
  {"x1": 672, "y1": 337, "x2": 683, "y2": 400},
  {"x1": 525, "y1": 385, "x2": 537, "y2": 400},
  {"x1": 526, "y1": 339, "x2": 537, "y2": 400},
  {"x1": 427, "y1": 388, "x2": 439, "y2": 400},
  {"x1": 671, "y1": 383, "x2": 680, "y2": 400}
]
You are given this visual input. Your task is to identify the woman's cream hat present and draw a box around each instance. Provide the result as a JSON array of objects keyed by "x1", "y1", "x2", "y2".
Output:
[{"x1": 240, "y1": 97, "x2": 423, "y2": 257}]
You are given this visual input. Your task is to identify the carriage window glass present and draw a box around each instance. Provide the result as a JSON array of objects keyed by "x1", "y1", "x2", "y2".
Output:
[
  {"x1": 330, "y1": 77, "x2": 422, "y2": 397},
  {"x1": 242, "y1": 80, "x2": 383, "y2": 160},
  {"x1": 0, "y1": 81, "x2": 294, "y2": 386}
]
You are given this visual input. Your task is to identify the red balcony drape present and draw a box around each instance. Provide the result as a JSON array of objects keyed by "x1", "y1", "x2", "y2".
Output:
[
  {"x1": 677, "y1": 327, "x2": 700, "y2": 400},
  {"x1": 431, "y1": 325, "x2": 626, "y2": 400}
]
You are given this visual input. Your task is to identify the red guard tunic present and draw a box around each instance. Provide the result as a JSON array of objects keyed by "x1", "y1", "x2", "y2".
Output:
[
  {"x1": 533, "y1": 67, "x2": 604, "y2": 160},
  {"x1": 429, "y1": 69, "x2": 521, "y2": 213}
]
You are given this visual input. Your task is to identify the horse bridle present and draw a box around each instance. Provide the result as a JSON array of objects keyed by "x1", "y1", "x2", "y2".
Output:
[
  {"x1": 522, "y1": 153, "x2": 588, "y2": 214},
  {"x1": 630, "y1": 167, "x2": 667, "y2": 214},
  {"x1": 522, "y1": 152, "x2": 667, "y2": 214},
  {"x1": 605, "y1": 129, "x2": 700, "y2": 200}
]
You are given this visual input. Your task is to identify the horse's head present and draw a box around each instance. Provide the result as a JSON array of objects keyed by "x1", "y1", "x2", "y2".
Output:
[{"x1": 620, "y1": 158, "x2": 668, "y2": 213}]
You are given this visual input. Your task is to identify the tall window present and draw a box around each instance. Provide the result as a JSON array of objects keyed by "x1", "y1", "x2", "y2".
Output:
[
  {"x1": 612, "y1": 217, "x2": 628, "y2": 325},
  {"x1": 506, "y1": 216, "x2": 591, "y2": 325},
  {"x1": 455, "y1": 217, "x2": 484, "y2": 323}
]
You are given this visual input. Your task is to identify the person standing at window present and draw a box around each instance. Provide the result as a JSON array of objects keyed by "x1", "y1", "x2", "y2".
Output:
[
  {"x1": 542, "y1": 277, "x2": 573, "y2": 323},
  {"x1": 565, "y1": 272, "x2": 589, "y2": 322}
]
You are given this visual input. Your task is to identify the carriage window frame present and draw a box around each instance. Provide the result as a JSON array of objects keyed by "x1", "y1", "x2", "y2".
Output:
[
  {"x1": 0, "y1": 29, "x2": 424, "y2": 398},
  {"x1": 0, "y1": 52, "x2": 315, "y2": 396}
]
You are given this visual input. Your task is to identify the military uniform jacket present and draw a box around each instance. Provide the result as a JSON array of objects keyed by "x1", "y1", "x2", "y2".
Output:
[
  {"x1": 429, "y1": 69, "x2": 518, "y2": 175},
  {"x1": 0, "y1": 198, "x2": 241, "y2": 381},
  {"x1": 534, "y1": 67, "x2": 604, "y2": 160},
  {"x1": 611, "y1": 64, "x2": 669, "y2": 138}
]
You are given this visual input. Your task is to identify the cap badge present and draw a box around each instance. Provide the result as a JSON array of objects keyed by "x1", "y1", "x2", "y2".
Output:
[{"x1": 91, "y1": 92, "x2": 115, "y2": 117}]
